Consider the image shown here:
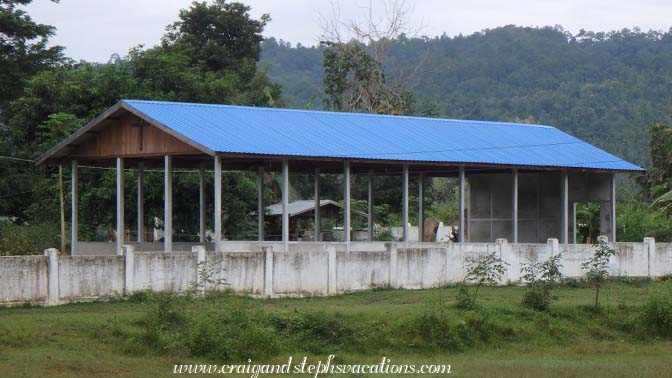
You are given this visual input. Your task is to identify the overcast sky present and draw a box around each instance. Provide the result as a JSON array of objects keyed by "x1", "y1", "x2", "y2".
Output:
[{"x1": 25, "y1": 0, "x2": 672, "y2": 63}]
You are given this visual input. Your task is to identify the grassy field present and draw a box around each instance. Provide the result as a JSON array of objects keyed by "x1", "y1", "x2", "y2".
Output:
[{"x1": 0, "y1": 281, "x2": 671, "y2": 377}]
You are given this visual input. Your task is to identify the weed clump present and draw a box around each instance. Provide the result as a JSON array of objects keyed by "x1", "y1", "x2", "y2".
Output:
[{"x1": 638, "y1": 282, "x2": 672, "y2": 338}]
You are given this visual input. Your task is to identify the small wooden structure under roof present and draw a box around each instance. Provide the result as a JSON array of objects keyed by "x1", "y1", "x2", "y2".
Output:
[{"x1": 37, "y1": 100, "x2": 644, "y2": 255}]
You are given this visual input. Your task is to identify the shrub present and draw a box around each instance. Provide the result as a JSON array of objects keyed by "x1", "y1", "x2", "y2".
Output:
[
  {"x1": 582, "y1": 240, "x2": 616, "y2": 308},
  {"x1": 521, "y1": 254, "x2": 563, "y2": 311},
  {"x1": 268, "y1": 310, "x2": 355, "y2": 353},
  {"x1": 187, "y1": 307, "x2": 279, "y2": 361},
  {"x1": 401, "y1": 304, "x2": 519, "y2": 351},
  {"x1": 0, "y1": 222, "x2": 60, "y2": 256},
  {"x1": 638, "y1": 282, "x2": 672, "y2": 338},
  {"x1": 458, "y1": 252, "x2": 508, "y2": 309}
]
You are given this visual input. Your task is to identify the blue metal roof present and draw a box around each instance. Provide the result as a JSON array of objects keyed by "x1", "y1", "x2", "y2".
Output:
[{"x1": 122, "y1": 99, "x2": 643, "y2": 172}]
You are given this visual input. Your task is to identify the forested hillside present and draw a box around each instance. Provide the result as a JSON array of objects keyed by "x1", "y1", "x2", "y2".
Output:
[{"x1": 260, "y1": 26, "x2": 672, "y2": 167}]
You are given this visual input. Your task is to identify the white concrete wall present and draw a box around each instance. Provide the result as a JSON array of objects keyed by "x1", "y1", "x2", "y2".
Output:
[
  {"x1": 272, "y1": 250, "x2": 329, "y2": 295},
  {"x1": 132, "y1": 252, "x2": 196, "y2": 293},
  {"x1": 207, "y1": 251, "x2": 265, "y2": 294},
  {"x1": 0, "y1": 256, "x2": 48, "y2": 304},
  {"x1": 336, "y1": 250, "x2": 390, "y2": 292},
  {"x1": 2, "y1": 239, "x2": 672, "y2": 306},
  {"x1": 654, "y1": 242, "x2": 672, "y2": 277},
  {"x1": 58, "y1": 256, "x2": 124, "y2": 300}
]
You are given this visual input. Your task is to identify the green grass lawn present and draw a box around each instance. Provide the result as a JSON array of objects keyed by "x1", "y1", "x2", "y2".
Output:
[{"x1": 1, "y1": 282, "x2": 671, "y2": 377}]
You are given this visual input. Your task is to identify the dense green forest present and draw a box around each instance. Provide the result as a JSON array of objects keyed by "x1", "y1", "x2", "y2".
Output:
[
  {"x1": 1, "y1": 1, "x2": 672, "y2": 253},
  {"x1": 261, "y1": 26, "x2": 672, "y2": 167}
]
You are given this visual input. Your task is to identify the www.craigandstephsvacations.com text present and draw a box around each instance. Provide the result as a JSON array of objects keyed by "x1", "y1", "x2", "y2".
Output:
[{"x1": 172, "y1": 355, "x2": 452, "y2": 376}]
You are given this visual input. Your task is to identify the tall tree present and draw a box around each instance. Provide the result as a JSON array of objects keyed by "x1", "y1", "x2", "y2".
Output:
[
  {"x1": 320, "y1": 0, "x2": 416, "y2": 114},
  {"x1": 0, "y1": 0, "x2": 62, "y2": 108},
  {"x1": 163, "y1": 0, "x2": 269, "y2": 76},
  {"x1": 1, "y1": 1, "x2": 281, "y2": 237},
  {"x1": 646, "y1": 124, "x2": 672, "y2": 212}
]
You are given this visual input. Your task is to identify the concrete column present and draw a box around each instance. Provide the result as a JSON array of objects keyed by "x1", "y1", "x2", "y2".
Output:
[
  {"x1": 571, "y1": 202, "x2": 577, "y2": 244},
  {"x1": 644, "y1": 237, "x2": 655, "y2": 277},
  {"x1": 199, "y1": 164, "x2": 206, "y2": 243},
  {"x1": 402, "y1": 164, "x2": 409, "y2": 242},
  {"x1": 610, "y1": 173, "x2": 617, "y2": 242},
  {"x1": 164, "y1": 156, "x2": 172, "y2": 253},
  {"x1": 547, "y1": 238, "x2": 559, "y2": 256},
  {"x1": 44, "y1": 248, "x2": 59, "y2": 305},
  {"x1": 116, "y1": 157, "x2": 125, "y2": 255},
  {"x1": 367, "y1": 172, "x2": 374, "y2": 241},
  {"x1": 496, "y1": 238, "x2": 509, "y2": 282},
  {"x1": 193, "y1": 245, "x2": 206, "y2": 294},
  {"x1": 255, "y1": 166, "x2": 264, "y2": 241},
  {"x1": 561, "y1": 170, "x2": 569, "y2": 244},
  {"x1": 327, "y1": 245, "x2": 336, "y2": 294},
  {"x1": 344, "y1": 160, "x2": 351, "y2": 243},
  {"x1": 282, "y1": 160, "x2": 289, "y2": 246},
  {"x1": 314, "y1": 168, "x2": 320, "y2": 241},
  {"x1": 388, "y1": 243, "x2": 398, "y2": 288},
  {"x1": 137, "y1": 161, "x2": 144, "y2": 244},
  {"x1": 458, "y1": 166, "x2": 465, "y2": 244},
  {"x1": 214, "y1": 156, "x2": 222, "y2": 251},
  {"x1": 123, "y1": 245, "x2": 135, "y2": 294},
  {"x1": 512, "y1": 168, "x2": 518, "y2": 243},
  {"x1": 263, "y1": 246, "x2": 274, "y2": 296},
  {"x1": 418, "y1": 173, "x2": 424, "y2": 242},
  {"x1": 71, "y1": 160, "x2": 78, "y2": 255}
]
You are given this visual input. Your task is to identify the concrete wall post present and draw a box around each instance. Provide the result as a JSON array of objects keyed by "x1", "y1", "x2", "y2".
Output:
[
  {"x1": 327, "y1": 245, "x2": 336, "y2": 294},
  {"x1": 263, "y1": 246, "x2": 274, "y2": 296},
  {"x1": 496, "y1": 238, "x2": 507, "y2": 258},
  {"x1": 44, "y1": 248, "x2": 59, "y2": 305},
  {"x1": 496, "y1": 238, "x2": 513, "y2": 282},
  {"x1": 123, "y1": 244, "x2": 135, "y2": 295},
  {"x1": 193, "y1": 245, "x2": 207, "y2": 293},
  {"x1": 387, "y1": 243, "x2": 398, "y2": 288},
  {"x1": 644, "y1": 237, "x2": 655, "y2": 277},
  {"x1": 547, "y1": 238, "x2": 560, "y2": 256}
]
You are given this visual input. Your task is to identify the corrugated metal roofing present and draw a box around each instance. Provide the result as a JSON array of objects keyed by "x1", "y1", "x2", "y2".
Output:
[
  {"x1": 122, "y1": 99, "x2": 642, "y2": 172},
  {"x1": 266, "y1": 200, "x2": 340, "y2": 216}
]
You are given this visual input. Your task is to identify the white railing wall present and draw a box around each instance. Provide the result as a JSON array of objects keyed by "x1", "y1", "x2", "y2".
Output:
[{"x1": 1, "y1": 239, "x2": 671, "y2": 306}]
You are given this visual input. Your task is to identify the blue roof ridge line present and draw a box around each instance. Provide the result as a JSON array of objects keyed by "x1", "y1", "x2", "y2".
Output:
[{"x1": 121, "y1": 99, "x2": 556, "y2": 129}]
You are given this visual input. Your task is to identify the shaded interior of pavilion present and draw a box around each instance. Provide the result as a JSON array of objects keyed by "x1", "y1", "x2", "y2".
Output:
[{"x1": 60, "y1": 152, "x2": 617, "y2": 255}]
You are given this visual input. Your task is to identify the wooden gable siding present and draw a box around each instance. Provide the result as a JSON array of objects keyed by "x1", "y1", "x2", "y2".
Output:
[{"x1": 71, "y1": 114, "x2": 202, "y2": 158}]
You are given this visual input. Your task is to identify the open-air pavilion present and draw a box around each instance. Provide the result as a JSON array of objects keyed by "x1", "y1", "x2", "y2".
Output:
[{"x1": 36, "y1": 100, "x2": 643, "y2": 255}]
